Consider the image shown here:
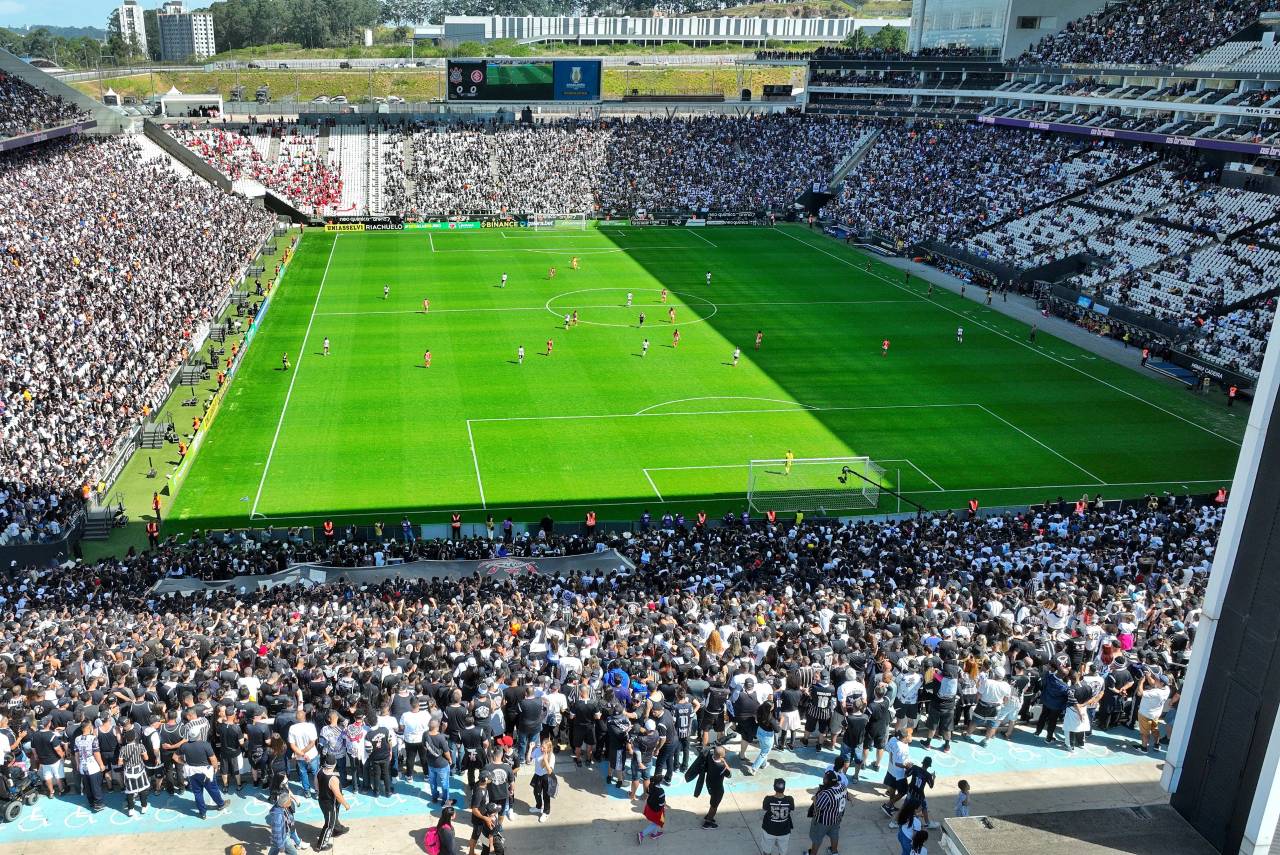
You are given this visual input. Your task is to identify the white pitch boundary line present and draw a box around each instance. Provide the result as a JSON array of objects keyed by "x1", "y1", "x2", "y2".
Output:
[
  {"x1": 428, "y1": 232, "x2": 435, "y2": 253},
  {"x1": 772, "y1": 228, "x2": 1243, "y2": 448},
  {"x1": 975, "y1": 404, "x2": 1105, "y2": 485},
  {"x1": 643, "y1": 469, "x2": 665, "y2": 501},
  {"x1": 634, "y1": 396, "x2": 817, "y2": 416},
  {"x1": 250, "y1": 234, "x2": 340, "y2": 519},
  {"x1": 250, "y1": 476, "x2": 1232, "y2": 521},
  {"x1": 467, "y1": 420, "x2": 487, "y2": 509}
]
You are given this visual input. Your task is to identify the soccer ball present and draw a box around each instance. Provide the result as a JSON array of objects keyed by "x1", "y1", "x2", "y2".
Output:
[{"x1": 230, "y1": 846, "x2": 246, "y2": 855}]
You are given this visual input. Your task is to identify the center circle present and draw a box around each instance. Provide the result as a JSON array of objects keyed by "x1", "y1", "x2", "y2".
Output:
[{"x1": 544, "y1": 287, "x2": 718, "y2": 328}]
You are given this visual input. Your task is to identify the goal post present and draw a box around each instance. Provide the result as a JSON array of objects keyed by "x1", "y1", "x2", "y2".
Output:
[
  {"x1": 746, "y1": 456, "x2": 887, "y2": 514},
  {"x1": 528, "y1": 212, "x2": 589, "y2": 231}
]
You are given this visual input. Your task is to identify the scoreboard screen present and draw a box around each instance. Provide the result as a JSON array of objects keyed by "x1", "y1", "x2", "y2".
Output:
[{"x1": 447, "y1": 60, "x2": 601, "y2": 102}]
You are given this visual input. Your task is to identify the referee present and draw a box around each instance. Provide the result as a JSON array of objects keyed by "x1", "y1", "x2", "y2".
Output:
[{"x1": 808, "y1": 770, "x2": 847, "y2": 855}]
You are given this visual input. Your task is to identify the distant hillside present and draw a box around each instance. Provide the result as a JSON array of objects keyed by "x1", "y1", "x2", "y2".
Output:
[
  {"x1": 691, "y1": 0, "x2": 910, "y2": 18},
  {"x1": 11, "y1": 24, "x2": 107, "y2": 39}
]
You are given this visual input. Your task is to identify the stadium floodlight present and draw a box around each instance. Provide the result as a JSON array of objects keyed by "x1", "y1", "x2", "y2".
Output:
[
  {"x1": 528, "y1": 212, "x2": 588, "y2": 231},
  {"x1": 746, "y1": 456, "x2": 886, "y2": 514}
]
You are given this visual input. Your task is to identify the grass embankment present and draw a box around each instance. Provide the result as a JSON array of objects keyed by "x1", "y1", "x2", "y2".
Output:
[{"x1": 76, "y1": 66, "x2": 799, "y2": 103}]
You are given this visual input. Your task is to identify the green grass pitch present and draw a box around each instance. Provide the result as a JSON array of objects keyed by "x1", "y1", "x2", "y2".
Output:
[{"x1": 166, "y1": 223, "x2": 1244, "y2": 530}]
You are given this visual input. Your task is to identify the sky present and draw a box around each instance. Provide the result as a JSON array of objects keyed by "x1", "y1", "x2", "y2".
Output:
[{"x1": 0, "y1": 0, "x2": 120, "y2": 30}]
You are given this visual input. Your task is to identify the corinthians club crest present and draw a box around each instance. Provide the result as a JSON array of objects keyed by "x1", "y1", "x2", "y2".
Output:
[
  {"x1": 478, "y1": 557, "x2": 539, "y2": 577},
  {"x1": 570, "y1": 66, "x2": 582, "y2": 85}
]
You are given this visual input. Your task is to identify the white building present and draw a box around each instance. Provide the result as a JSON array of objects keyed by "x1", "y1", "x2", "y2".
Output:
[
  {"x1": 117, "y1": 0, "x2": 148, "y2": 56},
  {"x1": 157, "y1": 1, "x2": 217, "y2": 61},
  {"x1": 428, "y1": 15, "x2": 905, "y2": 45}
]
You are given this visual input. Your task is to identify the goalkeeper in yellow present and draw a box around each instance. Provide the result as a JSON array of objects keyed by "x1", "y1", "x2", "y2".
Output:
[{"x1": 784, "y1": 449, "x2": 795, "y2": 476}]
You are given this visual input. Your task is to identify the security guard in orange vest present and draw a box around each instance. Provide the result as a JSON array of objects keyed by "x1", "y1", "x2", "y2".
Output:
[
  {"x1": 1215, "y1": 487, "x2": 1228, "y2": 504},
  {"x1": 450, "y1": 512, "x2": 462, "y2": 541},
  {"x1": 766, "y1": 510, "x2": 776, "y2": 525},
  {"x1": 968, "y1": 498, "x2": 979, "y2": 518},
  {"x1": 696, "y1": 511, "x2": 707, "y2": 529},
  {"x1": 152, "y1": 491, "x2": 162, "y2": 522},
  {"x1": 1228, "y1": 385, "x2": 1238, "y2": 407},
  {"x1": 1074, "y1": 499, "x2": 1087, "y2": 516},
  {"x1": 177, "y1": 440, "x2": 187, "y2": 461},
  {"x1": 145, "y1": 520, "x2": 160, "y2": 549},
  {"x1": 1141, "y1": 347, "x2": 1150, "y2": 367},
  {"x1": 322, "y1": 520, "x2": 335, "y2": 542},
  {"x1": 585, "y1": 511, "x2": 597, "y2": 536}
]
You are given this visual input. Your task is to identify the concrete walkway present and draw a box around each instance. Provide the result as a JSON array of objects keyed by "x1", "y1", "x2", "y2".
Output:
[{"x1": 0, "y1": 727, "x2": 1170, "y2": 855}]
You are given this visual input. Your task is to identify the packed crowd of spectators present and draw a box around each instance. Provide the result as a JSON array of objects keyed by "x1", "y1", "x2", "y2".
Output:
[
  {"x1": 173, "y1": 127, "x2": 343, "y2": 215},
  {"x1": 1188, "y1": 299, "x2": 1277, "y2": 379},
  {"x1": 0, "y1": 135, "x2": 273, "y2": 508},
  {"x1": 827, "y1": 123, "x2": 1147, "y2": 246},
  {"x1": 390, "y1": 121, "x2": 608, "y2": 218},
  {"x1": 1015, "y1": 0, "x2": 1277, "y2": 68},
  {"x1": 0, "y1": 71, "x2": 88, "y2": 140},
  {"x1": 0, "y1": 494, "x2": 1214, "y2": 827},
  {"x1": 376, "y1": 116, "x2": 874, "y2": 217}
]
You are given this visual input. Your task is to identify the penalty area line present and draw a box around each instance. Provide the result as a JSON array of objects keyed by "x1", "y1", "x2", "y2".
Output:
[
  {"x1": 642, "y1": 469, "x2": 665, "y2": 501},
  {"x1": 466, "y1": 420, "x2": 487, "y2": 509}
]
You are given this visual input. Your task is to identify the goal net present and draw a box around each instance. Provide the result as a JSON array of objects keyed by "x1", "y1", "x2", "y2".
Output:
[
  {"x1": 746, "y1": 456, "x2": 887, "y2": 514},
  {"x1": 528, "y1": 212, "x2": 588, "y2": 231}
]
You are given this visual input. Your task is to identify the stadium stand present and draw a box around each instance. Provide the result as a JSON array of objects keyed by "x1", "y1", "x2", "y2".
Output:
[
  {"x1": 1016, "y1": 0, "x2": 1278, "y2": 68},
  {"x1": 173, "y1": 126, "x2": 343, "y2": 215},
  {"x1": 0, "y1": 495, "x2": 1217, "y2": 803},
  {"x1": 0, "y1": 69, "x2": 89, "y2": 139},
  {"x1": 0, "y1": 136, "x2": 273, "y2": 510},
  {"x1": 826, "y1": 123, "x2": 1148, "y2": 246}
]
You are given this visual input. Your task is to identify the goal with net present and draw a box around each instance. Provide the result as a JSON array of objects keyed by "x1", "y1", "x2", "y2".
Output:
[
  {"x1": 528, "y1": 212, "x2": 589, "y2": 231},
  {"x1": 746, "y1": 456, "x2": 887, "y2": 514}
]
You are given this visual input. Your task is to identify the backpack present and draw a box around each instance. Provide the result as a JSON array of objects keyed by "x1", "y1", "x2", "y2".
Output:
[{"x1": 423, "y1": 825, "x2": 446, "y2": 855}]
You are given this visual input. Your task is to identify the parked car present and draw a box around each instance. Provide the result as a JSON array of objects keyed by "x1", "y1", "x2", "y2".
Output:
[
  {"x1": 627, "y1": 60, "x2": 642, "y2": 66},
  {"x1": 332, "y1": 95, "x2": 348, "y2": 103},
  {"x1": 247, "y1": 61, "x2": 261, "y2": 69},
  {"x1": 339, "y1": 61, "x2": 352, "y2": 69},
  {"x1": 387, "y1": 95, "x2": 405, "y2": 104},
  {"x1": 312, "y1": 95, "x2": 330, "y2": 103},
  {"x1": 278, "y1": 62, "x2": 289, "y2": 69}
]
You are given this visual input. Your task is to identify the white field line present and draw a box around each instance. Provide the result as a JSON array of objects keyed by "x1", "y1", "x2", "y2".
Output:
[
  {"x1": 634, "y1": 396, "x2": 816, "y2": 416},
  {"x1": 901, "y1": 458, "x2": 946, "y2": 491},
  {"x1": 468, "y1": 402, "x2": 974, "y2": 425},
  {"x1": 467, "y1": 420, "x2": 487, "y2": 509},
  {"x1": 642, "y1": 457, "x2": 946, "y2": 491},
  {"x1": 314, "y1": 298, "x2": 916, "y2": 319},
  {"x1": 428, "y1": 232, "x2": 435, "y2": 253},
  {"x1": 772, "y1": 228, "x2": 1242, "y2": 448},
  {"x1": 685, "y1": 228, "x2": 717, "y2": 248},
  {"x1": 975, "y1": 404, "x2": 1105, "y2": 485},
  {"x1": 642, "y1": 469, "x2": 665, "y2": 501},
  {"x1": 250, "y1": 234, "x2": 340, "y2": 518},
  {"x1": 252, "y1": 477, "x2": 1232, "y2": 521}
]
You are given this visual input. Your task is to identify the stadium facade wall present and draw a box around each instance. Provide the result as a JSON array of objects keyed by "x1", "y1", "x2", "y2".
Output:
[
  {"x1": 430, "y1": 15, "x2": 906, "y2": 45},
  {"x1": 1164, "y1": 300, "x2": 1280, "y2": 854},
  {"x1": 978, "y1": 114, "x2": 1280, "y2": 156}
]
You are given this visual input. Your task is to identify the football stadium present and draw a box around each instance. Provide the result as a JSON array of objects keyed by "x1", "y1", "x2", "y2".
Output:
[{"x1": 2, "y1": 2, "x2": 1280, "y2": 854}]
